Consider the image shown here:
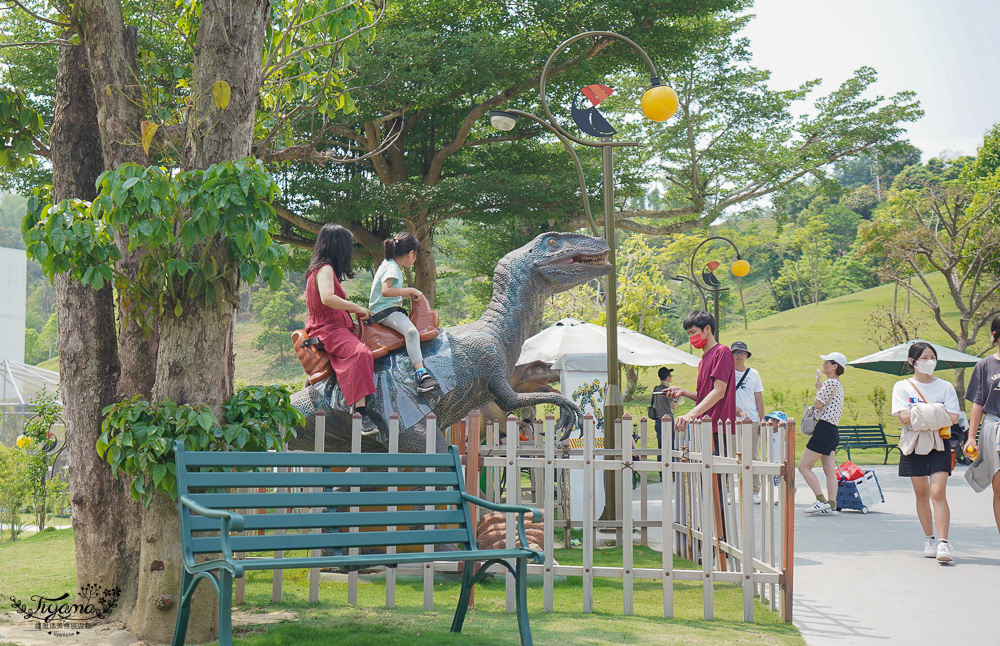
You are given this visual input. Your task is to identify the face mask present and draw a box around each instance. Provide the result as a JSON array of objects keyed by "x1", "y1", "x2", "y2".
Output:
[
  {"x1": 689, "y1": 333, "x2": 708, "y2": 349},
  {"x1": 915, "y1": 358, "x2": 937, "y2": 375}
]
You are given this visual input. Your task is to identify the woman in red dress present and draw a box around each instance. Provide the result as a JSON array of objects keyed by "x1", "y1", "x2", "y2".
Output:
[{"x1": 305, "y1": 223, "x2": 378, "y2": 430}]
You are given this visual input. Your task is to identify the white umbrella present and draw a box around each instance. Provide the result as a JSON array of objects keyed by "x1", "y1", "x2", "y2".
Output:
[{"x1": 518, "y1": 318, "x2": 700, "y2": 368}]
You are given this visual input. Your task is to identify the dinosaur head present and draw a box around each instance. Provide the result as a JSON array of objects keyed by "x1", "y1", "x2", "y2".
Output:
[{"x1": 517, "y1": 232, "x2": 611, "y2": 292}]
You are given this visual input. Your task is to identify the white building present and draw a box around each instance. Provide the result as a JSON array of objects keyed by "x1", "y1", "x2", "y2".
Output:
[{"x1": 0, "y1": 246, "x2": 26, "y2": 364}]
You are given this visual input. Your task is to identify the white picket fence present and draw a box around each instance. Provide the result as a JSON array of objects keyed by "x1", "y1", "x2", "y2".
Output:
[{"x1": 233, "y1": 410, "x2": 796, "y2": 623}]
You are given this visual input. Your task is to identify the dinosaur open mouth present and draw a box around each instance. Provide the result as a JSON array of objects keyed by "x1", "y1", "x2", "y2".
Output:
[{"x1": 550, "y1": 252, "x2": 610, "y2": 266}]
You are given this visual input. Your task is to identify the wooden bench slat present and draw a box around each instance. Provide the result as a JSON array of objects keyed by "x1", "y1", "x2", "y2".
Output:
[
  {"x1": 185, "y1": 489, "x2": 463, "y2": 510},
  {"x1": 181, "y1": 451, "x2": 455, "y2": 469},
  {"x1": 190, "y1": 528, "x2": 471, "y2": 554},
  {"x1": 185, "y1": 469, "x2": 459, "y2": 489},
  {"x1": 189, "y1": 508, "x2": 467, "y2": 532},
  {"x1": 237, "y1": 547, "x2": 541, "y2": 572}
]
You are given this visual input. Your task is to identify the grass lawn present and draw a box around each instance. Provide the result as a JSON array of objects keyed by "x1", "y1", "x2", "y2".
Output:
[{"x1": 1, "y1": 529, "x2": 804, "y2": 646}]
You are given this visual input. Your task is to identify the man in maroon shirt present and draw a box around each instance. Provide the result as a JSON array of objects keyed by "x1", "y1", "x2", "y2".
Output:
[{"x1": 667, "y1": 310, "x2": 737, "y2": 440}]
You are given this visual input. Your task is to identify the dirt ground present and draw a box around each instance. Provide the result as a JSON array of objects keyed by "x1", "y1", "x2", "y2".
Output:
[{"x1": 0, "y1": 610, "x2": 296, "y2": 646}]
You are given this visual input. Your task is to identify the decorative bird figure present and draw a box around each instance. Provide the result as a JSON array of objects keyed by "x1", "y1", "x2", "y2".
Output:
[{"x1": 571, "y1": 84, "x2": 617, "y2": 137}]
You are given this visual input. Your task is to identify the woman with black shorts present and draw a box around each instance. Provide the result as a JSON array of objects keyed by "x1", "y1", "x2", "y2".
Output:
[
  {"x1": 891, "y1": 341, "x2": 960, "y2": 563},
  {"x1": 798, "y1": 352, "x2": 846, "y2": 516}
]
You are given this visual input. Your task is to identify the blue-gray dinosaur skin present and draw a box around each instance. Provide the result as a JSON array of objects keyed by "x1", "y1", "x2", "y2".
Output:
[{"x1": 288, "y1": 232, "x2": 611, "y2": 454}]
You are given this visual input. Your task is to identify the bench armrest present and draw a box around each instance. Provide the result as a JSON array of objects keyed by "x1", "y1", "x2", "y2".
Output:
[
  {"x1": 462, "y1": 492, "x2": 542, "y2": 554},
  {"x1": 180, "y1": 495, "x2": 245, "y2": 568}
]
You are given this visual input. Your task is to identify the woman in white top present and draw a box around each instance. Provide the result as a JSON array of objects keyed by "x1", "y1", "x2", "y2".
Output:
[
  {"x1": 798, "y1": 352, "x2": 846, "y2": 516},
  {"x1": 891, "y1": 341, "x2": 960, "y2": 563}
]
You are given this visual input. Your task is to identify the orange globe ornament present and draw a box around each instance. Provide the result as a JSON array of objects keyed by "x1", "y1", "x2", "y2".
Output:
[
  {"x1": 641, "y1": 84, "x2": 678, "y2": 122},
  {"x1": 731, "y1": 259, "x2": 750, "y2": 278}
]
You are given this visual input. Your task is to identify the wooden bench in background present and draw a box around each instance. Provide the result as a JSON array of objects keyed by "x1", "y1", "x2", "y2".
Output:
[
  {"x1": 835, "y1": 424, "x2": 900, "y2": 464},
  {"x1": 171, "y1": 441, "x2": 543, "y2": 646}
]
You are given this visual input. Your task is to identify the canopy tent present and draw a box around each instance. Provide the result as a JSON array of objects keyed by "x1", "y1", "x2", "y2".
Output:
[
  {"x1": 848, "y1": 339, "x2": 982, "y2": 375},
  {"x1": 1, "y1": 359, "x2": 60, "y2": 446},
  {"x1": 518, "y1": 318, "x2": 700, "y2": 370}
]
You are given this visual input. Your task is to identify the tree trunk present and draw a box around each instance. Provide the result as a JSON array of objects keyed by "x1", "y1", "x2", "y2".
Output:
[
  {"x1": 183, "y1": 0, "x2": 269, "y2": 168},
  {"x1": 129, "y1": 492, "x2": 217, "y2": 643},
  {"x1": 50, "y1": 40, "x2": 142, "y2": 622},
  {"x1": 413, "y1": 227, "x2": 438, "y2": 306}
]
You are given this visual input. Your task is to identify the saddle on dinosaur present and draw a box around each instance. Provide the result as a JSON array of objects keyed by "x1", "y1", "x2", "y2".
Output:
[{"x1": 292, "y1": 294, "x2": 440, "y2": 384}]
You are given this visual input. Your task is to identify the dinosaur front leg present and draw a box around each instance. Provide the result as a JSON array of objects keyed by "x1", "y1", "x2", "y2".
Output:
[{"x1": 488, "y1": 374, "x2": 583, "y2": 438}]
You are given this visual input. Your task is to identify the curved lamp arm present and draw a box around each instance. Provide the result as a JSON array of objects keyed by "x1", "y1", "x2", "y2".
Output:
[
  {"x1": 500, "y1": 109, "x2": 599, "y2": 237},
  {"x1": 688, "y1": 235, "x2": 742, "y2": 293},
  {"x1": 540, "y1": 31, "x2": 662, "y2": 148}
]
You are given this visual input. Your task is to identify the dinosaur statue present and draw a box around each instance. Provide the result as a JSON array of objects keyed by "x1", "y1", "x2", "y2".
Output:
[{"x1": 288, "y1": 232, "x2": 611, "y2": 454}]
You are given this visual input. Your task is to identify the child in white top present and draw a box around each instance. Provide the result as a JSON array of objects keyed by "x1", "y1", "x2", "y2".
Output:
[{"x1": 368, "y1": 232, "x2": 439, "y2": 393}]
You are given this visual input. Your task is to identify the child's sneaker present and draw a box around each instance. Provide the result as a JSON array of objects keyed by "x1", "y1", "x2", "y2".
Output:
[
  {"x1": 923, "y1": 537, "x2": 938, "y2": 558},
  {"x1": 415, "y1": 368, "x2": 439, "y2": 393},
  {"x1": 936, "y1": 541, "x2": 954, "y2": 563}
]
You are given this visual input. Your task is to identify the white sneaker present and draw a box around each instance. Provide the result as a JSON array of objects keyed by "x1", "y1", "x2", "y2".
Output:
[
  {"x1": 923, "y1": 537, "x2": 938, "y2": 558},
  {"x1": 804, "y1": 501, "x2": 836, "y2": 515},
  {"x1": 753, "y1": 493, "x2": 762, "y2": 505},
  {"x1": 936, "y1": 541, "x2": 954, "y2": 563}
]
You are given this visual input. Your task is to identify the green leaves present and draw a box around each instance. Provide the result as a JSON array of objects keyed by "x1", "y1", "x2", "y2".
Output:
[
  {"x1": 98, "y1": 386, "x2": 300, "y2": 505},
  {"x1": 0, "y1": 87, "x2": 43, "y2": 171},
  {"x1": 23, "y1": 158, "x2": 286, "y2": 327}
]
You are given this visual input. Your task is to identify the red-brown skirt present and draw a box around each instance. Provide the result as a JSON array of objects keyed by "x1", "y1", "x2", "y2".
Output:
[{"x1": 313, "y1": 324, "x2": 375, "y2": 405}]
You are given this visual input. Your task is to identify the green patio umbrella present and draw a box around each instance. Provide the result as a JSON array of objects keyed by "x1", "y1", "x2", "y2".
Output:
[{"x1": 848, "y1": 338, "x2": 982, "y2": 375}]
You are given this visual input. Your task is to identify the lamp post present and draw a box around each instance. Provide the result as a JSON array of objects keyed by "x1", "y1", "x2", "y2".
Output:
[
  {"x1": 674, "y1": 236, "x2": 750, "y2": 340},
  {"x1": 488, "y1": 31, "x2": 677, "y2": 524}
]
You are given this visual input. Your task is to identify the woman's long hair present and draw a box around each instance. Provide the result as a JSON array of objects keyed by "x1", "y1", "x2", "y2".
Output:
[
  {"x1": 307, "y1": 223, "x2": 356, "y2": 281},
  {"x1": 906, "y1": 341, "x2": 937, "y2": 372},
  {"x1": 992, "y1": 315, "x2": 1000, "y2": 346}
]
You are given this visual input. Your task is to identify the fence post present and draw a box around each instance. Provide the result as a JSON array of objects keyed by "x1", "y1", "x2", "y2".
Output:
[
  {"x1": 661, "y1": 419, "x2": 674, "y2": 619},
  {"x1": 543, "y1": 412, "x2": 555, "y2": 613},
  {"x1": 622, "y1": 414, "x2": 634, "y2": 616},
  {"x1": 423, "y1": 413, "x2": 437, "y2": 611},
  {"x1": 386, "y1": 414, "x2": 400, "y2": 608},
  {"x1": 782, "y1": 419, "x2": 796, "y2": 622},
  {"x1": 740, "y1": 419, "x2": 755, "y2": 622},
  {"x1": 309, "y1": 411, "x2": 326, "y2": 604},
  {"x1": 504, "y1": 415, "x2": 517, "y2": 613},
  {"x1": 348, "y1": 414, "x2": 362, "y2": 606},
  {"x1": 583, "y1": 413, "x2": 595, "y2": 614},
  {"x1": 466, "y1": 409, "x2": 481, "y2": 612},
  {"x1": 699, "y1": 419, "x2": 715, "y2": 620}
]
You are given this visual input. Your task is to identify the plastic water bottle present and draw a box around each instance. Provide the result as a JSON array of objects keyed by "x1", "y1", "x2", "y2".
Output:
[{"x1": 965, "y1": 444, "x2": 979, "y2": 461}]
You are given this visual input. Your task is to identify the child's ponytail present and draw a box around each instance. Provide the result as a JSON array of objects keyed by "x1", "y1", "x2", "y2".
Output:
[
  {"x1": 992, "y1": 314, "x2": 1000, "y2": 346},
  {"x1": 383, "y1": 232, "x2": 420, "y2": 261}
]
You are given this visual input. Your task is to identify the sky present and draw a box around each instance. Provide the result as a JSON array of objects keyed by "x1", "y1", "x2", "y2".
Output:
[{"x1": 742, "y1": 0, "x2": 1000, "y2": 160}]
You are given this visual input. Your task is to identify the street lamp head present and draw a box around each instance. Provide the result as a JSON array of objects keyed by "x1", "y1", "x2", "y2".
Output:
[
  {"x1": 640, "y1": 82, "x2": 678, "y2": 123},
  {"x1": 731, "y1": 258, "x2": 750, "y2": 278},
  {"x1": 489, "y1": 110, "x2": 520, "y2": 132}
]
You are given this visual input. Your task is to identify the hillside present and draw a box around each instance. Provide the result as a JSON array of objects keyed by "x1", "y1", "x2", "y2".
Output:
[{"x1": 650, "y1": 272, "x2": 975, "y2": 425}]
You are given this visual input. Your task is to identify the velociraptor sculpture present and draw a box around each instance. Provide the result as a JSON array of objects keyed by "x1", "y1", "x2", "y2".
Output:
[{"x1": 288, "y1": 232, "x2": 611, "y2": 454}]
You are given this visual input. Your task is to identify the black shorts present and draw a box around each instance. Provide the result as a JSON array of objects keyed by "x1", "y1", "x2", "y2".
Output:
[
  {"x1": 898, "y1": 448, "x2": 953, "y2": 477},
  {"x1": 805, "y1": 420, "x2": 839, "y2": 455}
]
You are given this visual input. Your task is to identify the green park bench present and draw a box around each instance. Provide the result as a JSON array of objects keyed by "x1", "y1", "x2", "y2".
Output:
[
  {"x1": 835, "y1": 424, "x2": 900, "y2": 464},
  {"x1": 171, "y1": 440, "x2": 543, "y2": 646}
]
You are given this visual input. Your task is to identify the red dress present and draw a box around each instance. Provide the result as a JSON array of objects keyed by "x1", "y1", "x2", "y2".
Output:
[{"x1": 305, "y1": 266, "x2": 375, "y2": 405}]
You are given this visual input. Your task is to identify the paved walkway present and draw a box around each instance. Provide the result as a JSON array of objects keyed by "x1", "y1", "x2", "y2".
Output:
[
  {"x1": 631, "y1": 463, "x2": 1000, "y2": 645},
  {"x1": 793, "y1": 464, "x2": 999, "y2": 646}
]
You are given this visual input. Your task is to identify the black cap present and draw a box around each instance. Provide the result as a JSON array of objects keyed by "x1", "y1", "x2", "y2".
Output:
[{"x1": 730, "y1": 341, "x2": 751, "y2": 358}]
